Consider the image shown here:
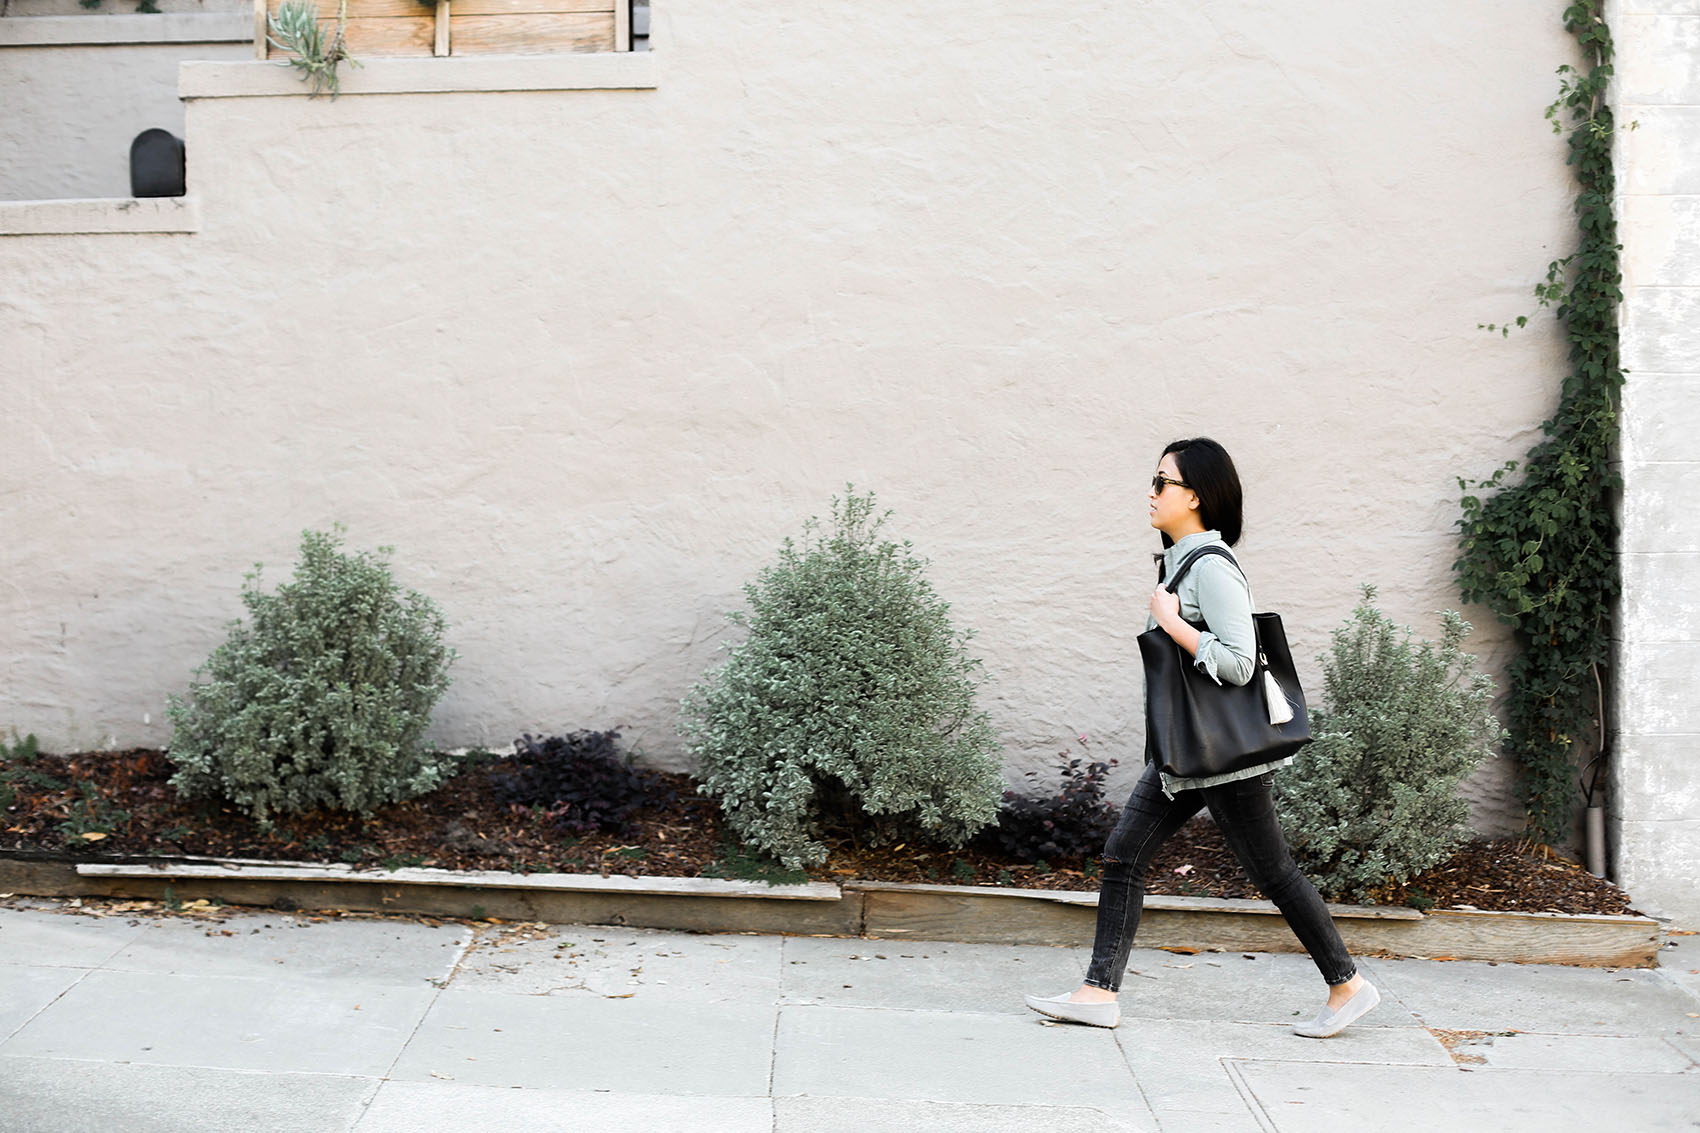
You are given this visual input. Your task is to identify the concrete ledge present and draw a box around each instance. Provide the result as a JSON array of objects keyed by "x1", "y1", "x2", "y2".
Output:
[
  {"x1": 179, "y1": 52, "x2": 657, "y2": 99},
  {"x1": 78, "y1": 858, "x2": 841, "y2": 900},
  {"x1": 0, "y1": 12, "x2": 251, "y2": 46},
  {"x1": 0, "y1": 196, "x2": 199, "y2": 236},
  {"x1": 1, "y1": 856, "x2": 858, "y2": 936},
  {"x1": 0, "y1": 853, "x2": 1661, "y2": 967}
]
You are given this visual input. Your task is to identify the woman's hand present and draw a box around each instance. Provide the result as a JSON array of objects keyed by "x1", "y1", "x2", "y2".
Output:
[
  {"x1": 1151, "y1": 585, "x2": 1202, "y2": 657},
  {"x1": 1150, "y1": 585, "x2": 1181, "y2": 628}
]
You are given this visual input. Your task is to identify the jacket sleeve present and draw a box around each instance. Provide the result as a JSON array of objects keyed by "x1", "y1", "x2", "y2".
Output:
[{"x1": 1191, "y1": 557, "x2": 1256, "y2": 687}]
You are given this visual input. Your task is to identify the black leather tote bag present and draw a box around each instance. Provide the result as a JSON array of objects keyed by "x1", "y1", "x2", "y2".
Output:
[{"x1": 1138, "y1": 545, "x2": 1311, "y2": 781}]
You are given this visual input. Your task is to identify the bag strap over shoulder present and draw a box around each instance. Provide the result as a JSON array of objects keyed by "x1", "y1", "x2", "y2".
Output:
[{"x1": 1159, "y1": 544, "x2": 1244, "y2": 593}]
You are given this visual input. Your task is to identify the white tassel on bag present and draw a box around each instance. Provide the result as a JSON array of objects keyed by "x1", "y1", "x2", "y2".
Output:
[{"x1": 1263, "y1": 665, "x2": 1294, "y2": 725}]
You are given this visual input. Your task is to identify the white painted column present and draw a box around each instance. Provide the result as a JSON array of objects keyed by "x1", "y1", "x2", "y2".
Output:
[{"x1": 1612, "y1": 0, "x2": 1700, "y2": 927}]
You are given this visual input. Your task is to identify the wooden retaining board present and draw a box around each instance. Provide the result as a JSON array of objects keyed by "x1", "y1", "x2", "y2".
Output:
[
  {"x1": 853, "y1": 881, "x2": 1417, "y2": 949},
  {"x1": 849, "y1": 881, "x2": 1659, "y2": 968},
  {"x1": 0, "y1": 855, "x2": 1662, "y2": 967}
]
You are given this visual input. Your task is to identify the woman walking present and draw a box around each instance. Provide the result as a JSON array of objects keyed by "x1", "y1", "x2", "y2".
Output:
[{"x1": 1025, "y1": 437, "x2": 1379, "y2": 1038}]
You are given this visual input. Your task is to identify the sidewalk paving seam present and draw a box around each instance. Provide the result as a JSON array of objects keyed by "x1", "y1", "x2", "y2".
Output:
[
  {"x1": 344, "y1": 1078, "x2": 387, "y2": 1133},
  {"x1": 358, "y1": 919, "x2": 481, "y2": 1124},
  {"x1": 1221, "y1": 1059, "x2": 1278, "y2": 1133},
  {"x1": 1654, "y1": 1037, "x2": 1700, "y2": 1071},
  {"x1": 1110, "y1": 1028, "x2": 1163, "y2": 1131},
  {"x1": 1237, "y1": 1055, "x2": 1698, "y2": 1076},
  {"x1": 768, "y1": 937, "x2": 787, "y2": 1133},
  {"x1": 0, "y1": 967, "x2": 96, "y2": 1049},
  {"x1": 776, "y1": 1000, "x2": 1046, "y2": 1018},
  {"x1": 0, "y1": 1052, "x2": 388, "y2": 1079},
  {"x1": 1650, "y1": 967, "x2": 1700, "y2": 1007}
]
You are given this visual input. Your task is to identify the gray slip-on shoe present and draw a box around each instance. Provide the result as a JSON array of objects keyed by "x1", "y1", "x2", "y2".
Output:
[
  {"x1": 1292, "y1": 980, "x2": 1381, "y2": 1038},
  {"x1": 1023, "y1": 991, "x2": 1120, "y2": 1029}
]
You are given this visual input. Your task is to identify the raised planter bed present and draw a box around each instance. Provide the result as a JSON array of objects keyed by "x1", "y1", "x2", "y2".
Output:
[
  {"x1": 256, "y1": 0, "x2": 626, "y2": 61},
  {"x1": 0, "y1": 852, "x2": 1662, "y2": 968}
]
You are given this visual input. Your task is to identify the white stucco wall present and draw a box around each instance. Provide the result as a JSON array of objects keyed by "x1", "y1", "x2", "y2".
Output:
[
  {"x1": 0, "y1": 2, "x2": 250, "y2": 201},
  {"x1": 1613, "y1": 0, "x2": 1700, "y2": 926},
  {"x1": 1, "y1": 1, "x2": 1580, "y2": 834}
]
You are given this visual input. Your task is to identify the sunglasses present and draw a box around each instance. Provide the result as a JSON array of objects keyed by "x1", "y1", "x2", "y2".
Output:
[{"x1": 1151, "y1": 474, "x2": 1191, "y2": 494}]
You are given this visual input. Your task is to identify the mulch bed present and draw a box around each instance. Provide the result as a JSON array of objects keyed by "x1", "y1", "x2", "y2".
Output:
[{"x1": 0, "y1": 748, "x2": 1638, "y2": 917}]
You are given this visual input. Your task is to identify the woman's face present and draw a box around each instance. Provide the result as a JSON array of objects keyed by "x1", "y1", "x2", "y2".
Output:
[{"x1": 1148, "y1": 453, "x2": 1203, "y2": 537}]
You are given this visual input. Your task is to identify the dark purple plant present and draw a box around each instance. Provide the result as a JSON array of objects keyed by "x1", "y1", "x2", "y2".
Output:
[
  {"x1": 490, "y1": 730, "x2": 671, "y2": 838},
  {"x1": 976, "y1": 747, "x2": 1119, "y2": 864}
]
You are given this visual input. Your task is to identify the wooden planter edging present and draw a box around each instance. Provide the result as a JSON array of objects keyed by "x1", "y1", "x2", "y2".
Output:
[
  {"x1": 0, "y1": 853, "x2": 1661, "y2": 968},
  {"x1": 848, "y1": 880, "x2": 1660, "y2": 968}
]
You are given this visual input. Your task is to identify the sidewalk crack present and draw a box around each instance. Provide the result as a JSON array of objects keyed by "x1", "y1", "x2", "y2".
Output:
[{"x1": 349, "y1": 919, "x2": 480, "y2": 1126}]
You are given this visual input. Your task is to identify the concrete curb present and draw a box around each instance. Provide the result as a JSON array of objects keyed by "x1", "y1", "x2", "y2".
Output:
[{"x1": 0, "y1": 852, "x2": 1662, "y2": 967}]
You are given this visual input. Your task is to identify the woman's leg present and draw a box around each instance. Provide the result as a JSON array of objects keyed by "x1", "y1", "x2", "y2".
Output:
[
  {"x1": 1202, "y1": 772, "x2": 1358, "y2": 989},
  {"x1": 1203, "y1": 773, "x2": 1379, "y2": 1035},
  {"x1": 1080, "y1": 762, "x2": 1205, "y2": 993}
]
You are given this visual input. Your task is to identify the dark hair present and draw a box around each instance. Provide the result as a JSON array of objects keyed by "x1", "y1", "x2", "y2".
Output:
[{"x1": 1161, "y1": 437, "x2": 1244, "y2": 547}]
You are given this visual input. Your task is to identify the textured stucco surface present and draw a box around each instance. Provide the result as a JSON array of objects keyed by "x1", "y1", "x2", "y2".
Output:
[
  {"x1": 0, "y1": 11, "x2": 251, "y2": 201},
  {"x1": 0, "y1": 1, "x2": 1584, "y2": 835},
  {"x1": 1612, "y1": 0, "x2": 1700, "y2": 925}
]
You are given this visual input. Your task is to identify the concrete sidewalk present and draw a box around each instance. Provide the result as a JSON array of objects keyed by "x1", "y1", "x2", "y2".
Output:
[{"x1": 2, "y1": 897, "x2": 1697, "y2": 1132}]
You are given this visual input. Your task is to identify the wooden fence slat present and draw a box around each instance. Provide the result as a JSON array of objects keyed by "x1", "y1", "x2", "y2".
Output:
[
  {"x1": 449, "y1": 12, "x2": 613, "y2": 55},
  {"x1": 268, "y1": 0, "x2": 434, "y2": 19},
  {"x1": 448, "y1": 0, "x2": 613, "y2": 15},
  {"x1": 264, "y1": 0, "x2": 613, "y2": 19},
  {"x1": 268, "y1": 16, "x2": 435, "y2": 58}
]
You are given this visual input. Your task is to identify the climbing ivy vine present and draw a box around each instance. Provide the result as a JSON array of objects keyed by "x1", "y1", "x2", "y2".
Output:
[{"x1": 1456, "y1": 1, "x2": 1624, "y2": 848}]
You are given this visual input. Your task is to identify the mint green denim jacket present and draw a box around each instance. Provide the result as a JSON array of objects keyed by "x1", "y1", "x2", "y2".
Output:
[{"x1": 1145, "y1": 530, "x2": 1295, "y2": 796}]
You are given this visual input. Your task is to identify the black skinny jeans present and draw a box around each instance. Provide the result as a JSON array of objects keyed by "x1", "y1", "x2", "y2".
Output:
[{"x1": 1085, "y1": 762, "x2": 1357, "y2": 992}]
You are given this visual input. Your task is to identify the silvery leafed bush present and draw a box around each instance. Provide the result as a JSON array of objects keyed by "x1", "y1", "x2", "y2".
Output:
[
  {"x1": 680, "y1": 490, "x2": 1004, "y2": 870},
  {"x1": 1274, "y1": 587, "x2": 1504, "y2": 903},
  {"x1": 166, "y1": 528, "x2": 456, "y2": 827}
]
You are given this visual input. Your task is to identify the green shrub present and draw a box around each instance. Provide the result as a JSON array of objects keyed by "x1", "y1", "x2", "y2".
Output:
[
  {"x1": 166, "y1": 527, "x2": 456, "y2": 827},
  {"x1": 680, "y1": 489, "x2": 1004, "y2": 870},
  {"x1": 1273, "y1": 586, "x2": 1504, "y2": 903},
  {"x1": 0, "y1": 732, "x2": 44, "y2": 811}
]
